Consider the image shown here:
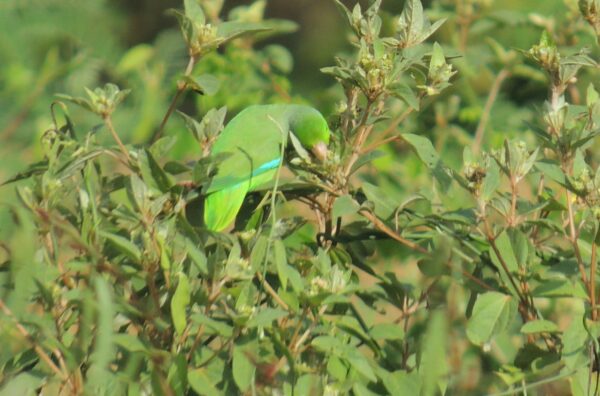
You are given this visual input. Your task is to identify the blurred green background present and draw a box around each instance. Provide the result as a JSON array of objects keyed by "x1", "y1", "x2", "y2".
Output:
[{"x1": 0, "y1": 0, "x2": 575, "y2": 241}]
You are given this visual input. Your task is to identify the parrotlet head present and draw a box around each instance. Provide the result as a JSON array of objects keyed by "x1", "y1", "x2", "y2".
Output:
[{"x1": 289, "y1": 107, "x2": 330, "y2": 162}]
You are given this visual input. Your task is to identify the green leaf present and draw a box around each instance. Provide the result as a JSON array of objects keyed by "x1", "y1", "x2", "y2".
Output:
[
  {"x1": 117, "y1": 44, "x2": 154, "y2": 74},
  {"x1": 312, "y1": 335, "x2": 344, "y2": 352},
  {"x1": 327, "y1": 356, "x2": 348, "y2": 381},
  {"x1": 350, "y1": 150, "x2": 387, "y2": 174},
  {"x1": 168, "y1": 354, "x2": 188, "y2": 396},
  {"x1": 362, "y1": 182, "x2": 397, "y2": 219},
  {"x1": 179, "y1": 106, "x2": 226, "y2": 143},
  {"x1": 171, "y1": 10, "x2": 197, "y2": 47},
  {"x1": 466, "y1": 292, "x2": 516, "y2": 346},
  {"x1": 113, "y1": 334, "x2": 150, "y2": 353},
  {"x1": 246, "y1": 308, "x2": 288, "y2": 328},
  {"x1": 419, "y1": 310, "x2": 448, "y2": 396},
  {"x1": 159, "y1": 237, "x2": 171, "y2": 272},
  {"x1": 99, "y1": 231, "x2": 142, "y2": 263},
  {"x1": 353, "y1": 382, "x2": 379, "y2": 396},
  {"x1": 1, "y1": 160, "x2": 48, "y2": 186},
  {"x1": 232, "y1": 345, "x2": 255, "y2": 392},
  {"x1": 333, "y1": 194, "x2": 360, "y2": 219},
  {"x1": 185, "y1": 238, "x2": 208, "y2": 276},
  {"x1": 87, "y1": 276, "x2": 115, "y2": 389},
  {"x1": 217, "y1": 21, "x2": 271, "y2": 42},
  {"x1": 295, "y1": 374, "x2": 322, "y2": 395},
  {"x1": 138, "y1": 149, "x2": 173, "y2": 193},
  {"x1": 184, "y1": 0, "x2": 205, "y2": 25},
  {"x1": 489, "y1": 230, "x2": 519, "y2": 274},
  {"x1": 333, "y1": 0, "x2": 353, "y2": 26},
  {"x1": 520, "y1": 320, "x2": 560, "y2": 334},
  {"x1": 397, "y1": 0, "x2": 424, "y2": 47},
  {"x1": 346, "y1": 352, "x2": 377, "y2": 382},
  {"x1": 482, "y1": 159, "x2": 501, "y2": 200},
  {"x1": 190, "y1": 313, "x2": 233, "y2": 337},
  {"x1": 188, "y1": 368, "x2": 219, "y2": 395},
  {"x1": 289, "y1": 131, "x2": 310, "y2": 161},
  {"x1": 264, "y1": 44, "x2": 293, "y2": 73},
  {"x1": 388, "y1": 82, "x2": 420, "y2": 110},
  {"x1": 0, "y1": 373, "x2": 45, "y2": 396},
  {"x1": 535, "y1": 160, "x2": 567, "y2": 186},
  {"x1": 381, "y1": 370, "x2": 421, "y2": 395},
  {"x1": 56, "y1": 150, "x2": 105, "y2": 181},
  {"x1": 370, "y1": 323, "x2": 404, "y2": 340},
  {"x1": 250, "y1": 235, "x2": 269, "y2": 271},
  {"x1": 403, "y1": 133, "x2": 452, "y2": 192},
  {"x1": 429, "y1": 42, "x2": 445, "y2": 74},
  {"x1": 171, "y1": 272, "x2": 191, "y2": 334},
  {"x1": 562, "y1": 305, "x2": 589, "y2": 370},
  {"x1": 531, "y1": 279, "x2": 588, "y2": 299},
  {"x1": 587, "y1": 83, "x2": 599, "y2": 106},
  {"x1": 183, "y1": 74, "x2": 220, "y2": 95},
  {"x1": 273, "y1": 239, "x2": 289, "y2": 290},
  {"x1": 397, "y1": 0, "x2": 445, "y2": 48}
]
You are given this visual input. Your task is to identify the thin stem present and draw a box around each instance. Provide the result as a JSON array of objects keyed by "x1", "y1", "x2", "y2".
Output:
[
  {"x1": 261, "y1": 63, "x2": 291, "y2": 102},
  {"x1": 103, "y1": 115, "x2": 132, "y2": 163},
  {"x1": 360, "y1": 208, "x2": 495, "y2": 290},
  {"x1": 362, "y1": 104, "x2": 421, "y2": 153},
  {"x1": 359, "y1": 209, "x2": 427, "y2": 254},
  {"x1": 361, "y1": 135, "x2": 401, "y2": 154},
  {"x1": 456, "y1": 0, "x2": 473, "y2": 52},
  {"x1": 151, "y1": 56, "x2": 197, "y2": 143},
  {"x1": 473, "y1": 68, "x2": 510, "y2": 154},
  {"x1": 287, "y1": 309, "x2": 309, "y2": 352},
  {"x1": 483, "y1": 215, "x2": 527, "y2": 306},
  {"x1": 342, "y1": 101, "x2": 376, "y2": 179},
  {"x1": 256, "y1": 272, "x2": 289, "y2": 311},
  {"x1": 186, "y1": 278, "x2": 225, "y2": 362},
  {"x1": 489, "y1": 236, "x2": 525, "y2": 301}
]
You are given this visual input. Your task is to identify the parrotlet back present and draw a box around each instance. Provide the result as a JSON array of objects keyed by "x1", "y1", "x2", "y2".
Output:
[{"x1": 204, "y1": 104, "x2": 330, "y2": 231}]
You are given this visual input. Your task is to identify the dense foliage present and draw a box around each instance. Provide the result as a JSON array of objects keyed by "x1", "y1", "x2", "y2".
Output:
[{"x1": 4, "y1": 0, "x2": 600, "y2": 395}]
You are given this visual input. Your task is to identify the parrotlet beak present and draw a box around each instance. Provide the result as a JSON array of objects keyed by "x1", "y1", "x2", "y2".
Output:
[{"x1": 311, "y1": 141, "x2": 328, "y2": 162}]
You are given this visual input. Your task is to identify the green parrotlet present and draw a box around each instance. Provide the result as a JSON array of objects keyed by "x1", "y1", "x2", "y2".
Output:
[{"x1": 204, "y1": 104, "x2": 330, "y2": 231}]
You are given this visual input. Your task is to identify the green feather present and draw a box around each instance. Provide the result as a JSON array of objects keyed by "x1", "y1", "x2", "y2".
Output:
[{"x1": 204, "y1": 104, "x2": 330, "y2": 231}]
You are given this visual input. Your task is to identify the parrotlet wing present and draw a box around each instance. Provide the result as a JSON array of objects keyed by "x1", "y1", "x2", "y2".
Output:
[
  {"x1": 206, "y1": 105, "x2": 288, "y2": 193},
  {"x1": 204, "y1": 169, "x2": 276, "y2": 231},
  {"x1": 204, "y1": 105, "x2": 289, "y2": 231}
]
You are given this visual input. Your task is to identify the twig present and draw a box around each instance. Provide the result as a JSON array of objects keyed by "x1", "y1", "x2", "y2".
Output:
[
  {"x1": 360, "y1": 208, "x2": 495, "y2": 290},
  {"x1": 473, "y1": 68, "x2": 510, "y2": 154},
  {"x1": 487, "y1": 234, "x2": 526, "y2": 303},
  {"x1": 359, "y1": 209, "x2": 427, "y2": 254},
  {"x1": 342, "y1": 101, "x2": 377, "y2": 179},
  {"x1": 103, "y1": 115, "x2": 132, "y2": 163},
  {"x1": 256, "y1": 272, "x2": 289, "y2": 311},
  {"x1": 375, "y1": 105, "x2": 416, "y2": 143},
  {"x1": 361, "y1": 135, "x2": 401, "y2": 154},
  {"x1": 151, "y1": 56, "x2": 197, "y2": 143},
  {"x1": 186, "y1": 278, "x2": 225, "y2": 362},
  {"x1": 261, "y1": 63, "x2": 291, "y2": 102}
]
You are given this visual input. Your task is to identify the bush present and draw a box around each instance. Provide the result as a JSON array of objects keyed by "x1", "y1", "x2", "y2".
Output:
[{"x1": 3, "y1": 0, "x2": 600, "y2": 395}]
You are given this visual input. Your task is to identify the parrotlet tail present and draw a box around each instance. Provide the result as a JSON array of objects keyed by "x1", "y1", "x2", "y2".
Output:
[{"x1": 204, "y1": 182, "x2": 249, "y2": 232}]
